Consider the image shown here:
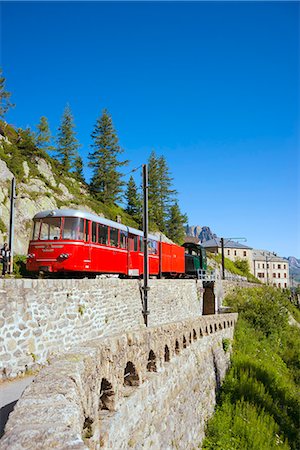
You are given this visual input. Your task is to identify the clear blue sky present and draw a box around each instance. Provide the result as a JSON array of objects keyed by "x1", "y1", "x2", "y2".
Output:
[{"x1": 1, "y1": 1, "x2": 299, "y2": 257}]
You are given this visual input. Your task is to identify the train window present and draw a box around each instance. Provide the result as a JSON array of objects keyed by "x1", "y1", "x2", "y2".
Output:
[
  {"x1": 134, "y1": 236, "x2": 138, "y2": 251},
  {"x1": 110, "y1": 227, "x2": 119, "y2": 247},
  {"x1": 32, "y1": 219, "x2": 41, "y2": 240},
  {"x1": 120, "y1": 230, "x2": 127, "y2": 249},
  {"x1": 92, "y1": 222, "x2": 97, "y2": 243},
  {"x1": 148, "y1": 240, "x2": 158, "y2": 255},
  {"x1": 85, "y1": 220, "x2": 89, "y2": 242},
  {"x1": 140, "y1": 236, "x2": 144, "y2": 252},
  {"x1": 98, "y1": 224, "x2": 108, "y2": 245},
  {"x1": 40, "y1": 217, "x2": 61, "y2": 240},
  {"x1": 63, "y1": 217, "x2": 84, "y2": 240}
]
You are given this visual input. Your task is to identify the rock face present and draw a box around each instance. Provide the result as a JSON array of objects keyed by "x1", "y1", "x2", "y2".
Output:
[
  {"x1": 288, "y1": 256, "x2": 300, "y2": 284},
  {"x1": 186, "y1": 225, "x2": 217, "y2": 242}
]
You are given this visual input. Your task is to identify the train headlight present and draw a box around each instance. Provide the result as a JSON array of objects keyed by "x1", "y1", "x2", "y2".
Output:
[
  {"x1": 27, "y1": 253, "x2": 35, "y2": 259},
  {"x1": 59, "y1": 253, "x2": 70, "y2": 259}
]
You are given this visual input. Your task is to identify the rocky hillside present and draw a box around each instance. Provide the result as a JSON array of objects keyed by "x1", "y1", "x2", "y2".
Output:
[
  {"x1": 0, "y1": 122, "x2": 138, "y2": 255},
  {"x1": 185, "y1": 225, "x2": 217, "y2": 242},
  {"x1": 288, "y1": 256, "x2": 300, "y2": 284}
]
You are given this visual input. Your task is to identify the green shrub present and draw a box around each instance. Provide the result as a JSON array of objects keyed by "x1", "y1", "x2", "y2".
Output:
[{"x1": 13, "y1": 255, "x2": 29, "y2": 278}]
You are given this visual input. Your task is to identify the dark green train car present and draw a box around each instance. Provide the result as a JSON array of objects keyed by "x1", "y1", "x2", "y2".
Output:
[{"x1": 182, "y1": 242, "x2": 207, "y2": 277}]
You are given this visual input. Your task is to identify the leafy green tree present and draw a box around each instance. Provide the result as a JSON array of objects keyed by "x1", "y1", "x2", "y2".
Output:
[
  {"x1": 88, "y1": 109, "x2": 128, "y2": 204},
  {"x1": 73, "y1": 154, "x2": 85, "y2": 183},
  {"x1": 0, "y1": 68, "x2": 15, "y2": 118},
  {"x1": 56, "y1": 105, "x2": 80, "y2": 172},
  {"x1": 125, "y1": 176, "x2": 142, "y2": 224},
  {"x1": 36, "y1": 116, "x2": 53, "y2": 153},
  {"x1": 166, "y1": 202, "x2": 188, "y2": 244}
]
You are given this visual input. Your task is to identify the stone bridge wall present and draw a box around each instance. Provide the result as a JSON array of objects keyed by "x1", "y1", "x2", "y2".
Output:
[
  {"x1": 0, "y1": 278, "x2": 203, "y2": 379},
  {"x1": 0, "y1": 313, "x2": 237, "y2": 450}
]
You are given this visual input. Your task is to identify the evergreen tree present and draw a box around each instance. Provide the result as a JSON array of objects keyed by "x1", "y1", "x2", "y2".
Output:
[
  {"x1": 56, "y1": 105, "x2": 80, "y2": 172},
  {"x1": 166, "y1": 202, "x2": 188, "y2": 244},
  {"x1": 148, "y1": 151, "x2": 177, "y2": 232},
  {"x1": 0, "y1": 68, "x2": 15, "y2": 118},
  {"x1": 74, "y1": 155, "x2": 85, "y2": 183},
  {"x1": 36, "y1": 116, "x2": 53, "y2": 153},
  {"x1": 125, "y1": 176, "x2": 142, "y2": 224},
  {"x1": 17, "y1": 128, "x2": 39, "y2": 156},
  {"x1": 88, "y1": 109, "x2": 128, "y2": 204}
]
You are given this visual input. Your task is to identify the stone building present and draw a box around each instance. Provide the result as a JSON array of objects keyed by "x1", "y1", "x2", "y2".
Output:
[
  {"x1": 201, "y1": 238, "x2": 253, "y2": 271},
  {"x1": 252, "y1": 249, "x2": 290, "y2": 288}
]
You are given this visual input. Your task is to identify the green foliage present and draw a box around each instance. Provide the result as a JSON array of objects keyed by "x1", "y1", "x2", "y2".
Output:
[
  {"x1": 36, "y1": 116, "x2": 53, "y2": 153},
  {"x1": 73, "y1": 154, "x2": 85, "y2": 183},
  {"x1": 89, "y1": 109, "x2": 128, "y2": 204},
  {"x1": 0, "y1": 218, "x2": 7, "y2": 233},
  {"x1": 56, "y1": 104, "x2": 80, "y2": 172},
  {"x1": 13, "y1": 255, "x2": 29, "y2": 278},
  {"x1": 0, "y1": 68, "x2": 15, "y2": 118},
  {"x1": 125, "y1": 176, "x2": 142, "y2": 226},
  {"x1": 166, "y1": 202, "x2": 188, "y2": 244},
  {"x1": 222, "y1": 338, "x2": 231, "y2": 353},
  {"x1": 203, "y1": 287, "x2": 300, "y2": 450}
]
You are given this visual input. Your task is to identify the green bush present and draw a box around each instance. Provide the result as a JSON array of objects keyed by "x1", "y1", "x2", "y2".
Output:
[
  {"x1": 13, "y1": 255, "x2": 29, "y2": 278},
  {"x1": 203, "y1": 286, "x2": 300, "y2": 450}
]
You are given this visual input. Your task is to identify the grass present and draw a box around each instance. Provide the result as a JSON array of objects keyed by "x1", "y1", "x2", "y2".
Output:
[
  {"x1": 202, "y1": 286, "x2": 300, "y2": 450},
  {"x1": 209, "y1": 253, "x2": 260, "y2": 283}
]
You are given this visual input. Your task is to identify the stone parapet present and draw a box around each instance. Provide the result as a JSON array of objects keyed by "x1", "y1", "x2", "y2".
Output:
[
  {"x1": 0, "y1": 278, "x2": 202, "y2": 379},
  {"x1": 0, "y1": 313, "x2": 237, "y2": 449}
]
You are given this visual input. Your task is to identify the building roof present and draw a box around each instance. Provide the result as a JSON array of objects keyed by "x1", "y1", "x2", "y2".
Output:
[
  {"x1": 201, "y1": 238, "x2": 252, "y2": 250},
  {"x1": 252, "y1": 249, "x2": 287, "y2": 263}
]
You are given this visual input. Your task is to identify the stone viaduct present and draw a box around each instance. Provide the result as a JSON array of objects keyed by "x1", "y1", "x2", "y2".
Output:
[{"x1": 0, "y1": 278, "x2": 238, "y2": 449}]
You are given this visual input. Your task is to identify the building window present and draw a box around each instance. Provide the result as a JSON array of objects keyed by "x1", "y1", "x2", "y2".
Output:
[
  {"x1": 258, "y1": 263, "x2": 260, "y2": 269},
  {"x1": 258, "y1": 273, "x2": 265, "y2": 278},
  {"x1": 284, "y1": 273, "x2": 287, "y2": 278},
  {"x1": 262, "y1": 263, "x2": 265, "y2": 269},
  {"x1": 284, "y1": 283, "x2": 287, "y2": 288},
  {"x1": 267, "y1": 264, "x2": 269, "y2": 269},
  {"x1": 243, "y1": 251, "x2": 247, "y2": 257},
  {"x1": 278, "y1": 283, "x2": 281, "y2": 288},
  {"x1": 278, "y1": 273, "x2": 280, "y2": 278},
  {"x1": 273, "y1": 264, "x2": 275, "y2": 269},
  {"x1": 227, "y1": 250, "x2": 230, "y2": 256},
  {"x1": 284, "y1": 264, "x2": 286, "y2": 269},
  {"x1": 273, "y1": 273, "x2": 276, "y2": 278},
  {"x1": 234, "y1": 250, "x2": 237, "y2": 256},
  {"x1": 278, "y1": 264, "x2": 281, "y2": 269}
]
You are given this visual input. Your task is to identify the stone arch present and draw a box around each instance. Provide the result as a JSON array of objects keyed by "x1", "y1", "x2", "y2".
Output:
[
  {"x1": 175, "y1": 340, "x2": 180, "y2": 355},
  {"x1": 231, "y1": 320, "x2": 233, "y2": 327},
  {"x1": 210, "y1": 324, "x2": 213, "y2": 334},
  {"x1": 164, "y1": 345, "x2": 170, "y2": 362},
  {"x1": 193, "y1": 329, "x2": 197, "y2": 340},
  {"x1": 223, "y1": 321, "x2": 226, "y2": 329},
  {"x1": 189, "y1": 332, "x2": 192, "y2": 344},
  {"x1": 219, "y1": 323, "x2": 222, "y2": 330},
  {"x1": 99, "y1": 378, "x2": 115, "y2": 411},
  {"x1": 147, "y1": 350, "x2": 157, "y2": 372},
  {"x1": 124, "y1": 361, "x2": 139, "y2": 386},
  {"x1": 227, "y1": 320, "x2": 230, "y2": 327},
  {"x1": 199, "y1": 328, "x2": 203, "y2": 337},
  {"x1": 214, "y1": 323, "x2": 218, "y2": 332},
  {"x1": 183, "y1": 335, "x2": 187, "y2": 348}
]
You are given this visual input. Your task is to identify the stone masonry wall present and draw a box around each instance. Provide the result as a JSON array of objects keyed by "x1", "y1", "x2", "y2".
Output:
[
  {"x1": 0, "y1": 313, "x2": 237, "y2": 450},
  {"x1": 0, "y1": 278, "x2": 202, "y2": 379}
]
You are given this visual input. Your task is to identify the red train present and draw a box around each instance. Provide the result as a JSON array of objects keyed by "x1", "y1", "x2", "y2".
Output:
[{"x1": 26, "y1": 209, "x2": 185, "y2": 277}]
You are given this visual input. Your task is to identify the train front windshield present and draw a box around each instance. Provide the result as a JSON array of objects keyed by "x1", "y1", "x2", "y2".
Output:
[{"x1": 32, "y1": 217, "x2": 84, "y2": 241}]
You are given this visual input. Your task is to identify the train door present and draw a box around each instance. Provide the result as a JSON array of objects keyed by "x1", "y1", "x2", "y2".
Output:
[
  {"x1": 128, "y1": 233, "x2": 140, "y2": 276},
  {"x1": 83, "y1": 220, "x2": 91, "y2": 270}
]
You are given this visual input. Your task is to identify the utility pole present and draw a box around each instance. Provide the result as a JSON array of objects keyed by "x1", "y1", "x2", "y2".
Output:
[
  {"x1": 142, "y1": 164, "x2": 149, "y2": 326},
  {"x1": 221, "y1": 237, "x2": 225, "y2": 280},
  {"x1": 8, "y1": 177, "x2": 16, "y2": 274}
]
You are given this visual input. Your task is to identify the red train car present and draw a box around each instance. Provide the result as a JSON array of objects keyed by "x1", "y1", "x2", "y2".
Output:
[{"x1": 26, "y1": 209, "x2": 185, "y2": 277}]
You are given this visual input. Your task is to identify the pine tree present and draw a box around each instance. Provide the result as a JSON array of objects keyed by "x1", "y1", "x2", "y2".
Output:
[
  {"x1": 166, "y1": 202, "x2": 188, "y2": 244},
  {"x1": 125, "y1": 176, "x2": 142, "y2": 224},
  {"x1": 148, "y1": 150, "x2": 160, "y2": 229},
  {"x1": 0, "y1": 68, "x2": 15, "y2": 118},
  {"x1": 74, "y1": 155, "x2": 85, "y2": 183},
  {"x1": 88, "y1": 109, "x2": 128, "y2": 204},
  {"x1": 56, "y1": 105, "x2": 80, "y2": 172},
  {"x1": 36, "y1": 116, "x2": 53, "y2": 153}
]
